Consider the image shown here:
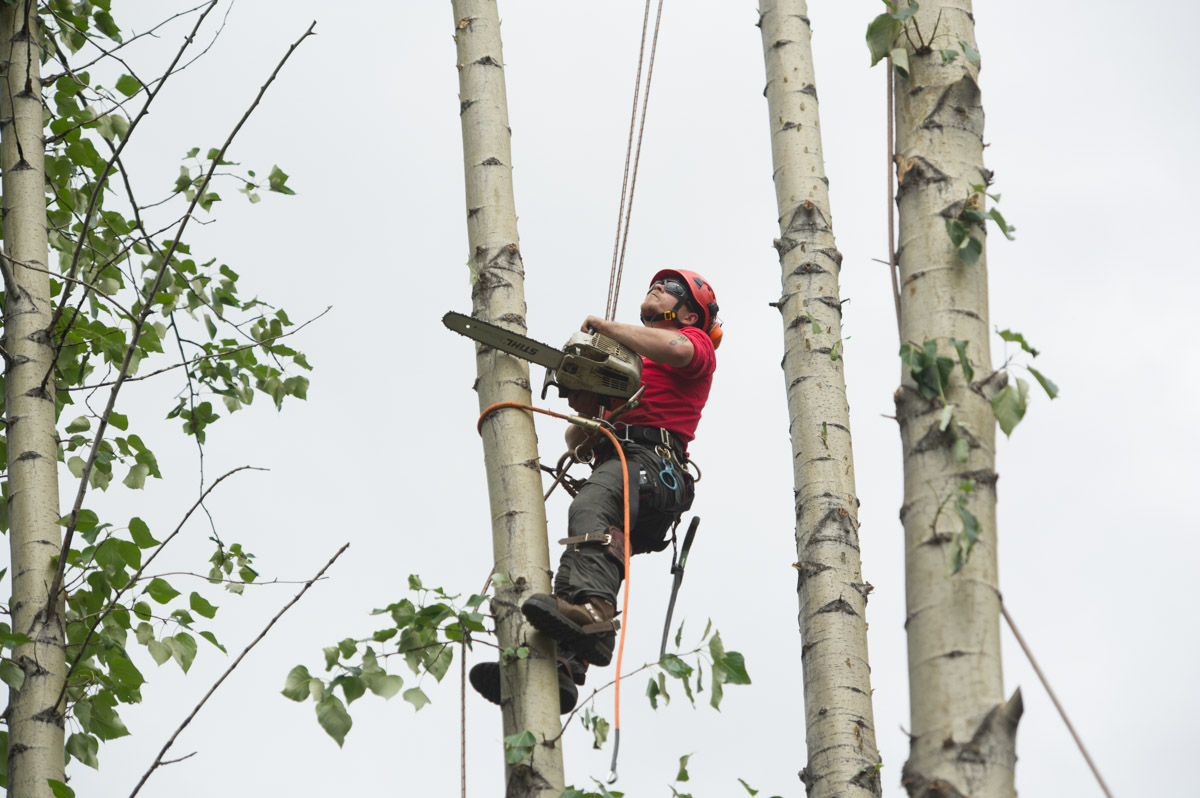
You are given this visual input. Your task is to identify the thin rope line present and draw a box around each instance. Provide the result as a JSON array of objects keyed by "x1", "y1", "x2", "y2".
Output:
[
  {"x1": 606, "y1": 0, "x2": 666, "y2": 322},
  {"x1": 605, "y1": 0, "x2": 653, "y2": 321},
  {"x1": 1001, "y1": 603, "x2": 1115, "y2": 798},
  {"x1": 887, "y1": 57, "x2": 901, "y2": 337},
  {"x1": 460, "y1": 635, "x2": 467, "y2": 798}
]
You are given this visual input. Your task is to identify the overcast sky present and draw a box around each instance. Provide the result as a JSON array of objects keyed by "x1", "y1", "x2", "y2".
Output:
[{"x1": 57, "y1": 2, "x2": 1200, "y2": 796}]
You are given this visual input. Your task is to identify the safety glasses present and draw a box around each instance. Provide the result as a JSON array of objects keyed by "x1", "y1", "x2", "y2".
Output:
[{"x1": 652, "y1": 279, "x2": 690, "y2": 300}]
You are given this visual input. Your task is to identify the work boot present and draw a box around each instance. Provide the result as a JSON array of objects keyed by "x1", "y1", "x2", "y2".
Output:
[
  {"x1": 468, "y1": 659, "x2": 578, "y2": 714},
  {"x1": 559, "y1": 648, "x2": 589, "y2": 686},
  {"x1": 521, "y1": 593, "x2": 617, "y2": 667}
]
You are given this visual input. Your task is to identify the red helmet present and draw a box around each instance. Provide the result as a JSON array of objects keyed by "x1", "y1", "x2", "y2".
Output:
[{"x1": 650, "y1": 269, "x2": 721, "y2": 342}]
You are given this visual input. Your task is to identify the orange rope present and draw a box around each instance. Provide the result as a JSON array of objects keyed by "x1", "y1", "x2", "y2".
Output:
[{"x1": 477, "y1": 402, "x2": 633, "y2": 735}]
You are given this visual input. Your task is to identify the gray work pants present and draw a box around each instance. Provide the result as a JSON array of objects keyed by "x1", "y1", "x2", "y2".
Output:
[{"x1": 553, "y1": 442, "x2": 678, "y2": 606}]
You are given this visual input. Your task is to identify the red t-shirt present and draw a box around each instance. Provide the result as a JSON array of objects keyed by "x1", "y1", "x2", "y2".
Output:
[{"x1": 616, "y1": 326, "x2": 716, "y2": 447}]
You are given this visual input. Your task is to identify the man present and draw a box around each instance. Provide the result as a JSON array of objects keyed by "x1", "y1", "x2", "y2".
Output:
[{"x1": 471, "y1": 269, "x2": 720, "y2": 712}]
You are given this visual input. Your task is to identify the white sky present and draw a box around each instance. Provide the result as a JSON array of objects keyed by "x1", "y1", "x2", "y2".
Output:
[{"x1": 57, "y1": 1, "x2": 1200, "y2": 796}]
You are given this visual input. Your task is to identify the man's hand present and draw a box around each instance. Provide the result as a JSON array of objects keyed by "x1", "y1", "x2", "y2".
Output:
[{"x1": 566, "y1": 389, "x2": 600, "y2": 417}]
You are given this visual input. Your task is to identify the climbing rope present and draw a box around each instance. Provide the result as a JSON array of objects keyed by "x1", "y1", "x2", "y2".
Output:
[
  {"x1": 604, "y1": 0, "x2": 667, "y2": 322},
  {"x1": 476, "y1": 401, "x2": 634, "y2": 779}
]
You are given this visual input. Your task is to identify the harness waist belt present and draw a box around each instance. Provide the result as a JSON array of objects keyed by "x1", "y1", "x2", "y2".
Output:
[{"x1": 603, "y1": 424, "x2": 686, "y2": 461}]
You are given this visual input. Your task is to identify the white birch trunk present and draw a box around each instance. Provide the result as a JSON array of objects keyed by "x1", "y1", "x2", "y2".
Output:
[
  {"x1": 2, "y1": 5, "x2": 67, "y2": 797},
  {"x1": 759, "y1": 4, "x2": 881, "y2": 795},
  {"x1": 892, "y1": 3, "x2": 1021, "y2": 795},
  {"x1": 451, "y1": 3, "x2": 564, "y2": 795}
]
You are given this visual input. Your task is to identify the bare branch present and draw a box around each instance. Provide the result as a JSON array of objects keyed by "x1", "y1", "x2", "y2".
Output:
[{"x1": 128, "y1": 542, "x2": 349, "y2": 798}]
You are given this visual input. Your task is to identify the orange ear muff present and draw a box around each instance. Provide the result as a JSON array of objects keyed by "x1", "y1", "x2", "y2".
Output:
[{"x1": 709, "y1": 323, "x2": 723, "y2": 350}]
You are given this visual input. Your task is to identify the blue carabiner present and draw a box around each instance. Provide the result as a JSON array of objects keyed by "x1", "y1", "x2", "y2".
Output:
[{"x1": 658, "y1": 455, "x2": 678, "y2": 491}]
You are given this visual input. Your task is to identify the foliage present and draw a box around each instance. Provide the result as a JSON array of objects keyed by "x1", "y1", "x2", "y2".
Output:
[
  {"x1": 283, "y1": 573, "x2": 486, "y2": 745},
  {"x1": 1, "y1": 2, "x2": 314, "y2": 784},
  {"x1": 866, "y1": 1, "x2": 981, "y2": 77},
  {"x1": 945, "y1": 184, "x2": 1016, "y2": 266}
]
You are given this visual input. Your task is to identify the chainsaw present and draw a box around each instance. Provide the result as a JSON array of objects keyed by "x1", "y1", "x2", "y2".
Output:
[{"x1": 442, "y1": 312, "x2": 643, "y2": 400}]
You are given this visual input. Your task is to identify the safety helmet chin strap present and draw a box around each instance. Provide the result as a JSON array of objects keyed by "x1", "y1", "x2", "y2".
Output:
[{"x1": 641, "y1": 298, "x2": 690, "y2": 328}]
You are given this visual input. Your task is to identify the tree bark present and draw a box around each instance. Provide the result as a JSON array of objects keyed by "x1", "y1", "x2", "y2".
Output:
[
  {"x1": 451, "y1": 3, "x2": 564, "y2": 796},
  {"x1": 759, "y1": 4, "x2": 881, "y2": 796},
  {"x1": 891, "y1": 3, "x2": 1021, "y2": 795},
  {"x1": 2, "y1": 3, "x2": 68, "y2": 796}
]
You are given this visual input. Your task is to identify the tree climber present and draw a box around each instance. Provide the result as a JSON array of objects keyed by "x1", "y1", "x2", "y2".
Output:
[{"x1": 471, "y1": 270, "x2": 721, "y2": 713}]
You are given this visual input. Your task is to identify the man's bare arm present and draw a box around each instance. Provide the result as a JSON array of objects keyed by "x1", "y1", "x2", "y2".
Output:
[{"x1": 582, "y1": 315, "x2": 694, "y2": 367}]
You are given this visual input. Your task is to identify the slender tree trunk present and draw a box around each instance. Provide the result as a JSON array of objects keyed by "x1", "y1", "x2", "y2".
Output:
[
  {"x1": 451, "y1": 3, "x2": 564, "y2": 796},
  {"x1": 891, "y1": 3, "x2": 1021, "y2": 795},
  {"x1": 758, "y1": 4, "x2": 881, "y2": 796},
  {"x1": 2, "y1": 4, "x2": 67, "y2": 796}
]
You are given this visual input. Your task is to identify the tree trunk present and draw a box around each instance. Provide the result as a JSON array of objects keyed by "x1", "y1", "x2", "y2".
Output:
[
  {"x1": 2, "y1": 4, "x2": 68, "y2": 796},
  {"x1": 758, "y1": 4, "x2": 881, "y2": 796},
  {"x1": 891, "y1": 3, "x2": 1022, "y2": 795},
  {"x1": 451, "y1": 3, "x2": 565, "y2": 796}
]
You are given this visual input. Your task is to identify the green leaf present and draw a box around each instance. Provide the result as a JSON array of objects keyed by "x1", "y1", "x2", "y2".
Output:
[
  {"x1": 66, "y1": 733, "x2": 99, "y2": 769},
  {"x1": 866, "y1": 14, "x2": 902, "y2": 67},
  {"x1": 166, "y1": 633, "x2": 198, "y2": 673},
  {"x1": 67, "y1": 456, "x2": 86, "y2": 479},
  {"x1": 958, "y1": 38, "x2": 981, "y2": 66},
  {"x1": 108, "y1": 412, "x2": 129, "y2": 431},
  {"x1": 189, "y1": 592, "x2": 218, "y2": 619},
  {"x1": 47, "y1": 779, "x2": 75, "y2": 798},
  {"x1": 284, "y1": 665, "x2": 314, "y2": 699},
  {"x1": 0, "y1": 660, "x2": 25, "y2": 692},
  {"x1": 646, "y1": 676, "x2": 662, "y2": 710},
  {"x1": 998, "y1": 329, "x2": 1039, "y2": 357},
  {"x1": 425, "y1": 644, "x2": 453, "y2": 682},
  {"x1": 893, "y1": 0, "x2": 919, "y2": 21},
  {"x1": 123, "y1": 463, "x2": 150, "y2": 490},
  {"x1": 316, "y1": 695, "x2": 352, "y2": 747},
  {"x1": 403, "y1": 686, "x2": 430, "y2": 712},
  {"x1": 958, "y1": 235, "x2": 982, "y2": 266},
  {"x1": 989, "y1": 208, "x2": 1016, "y2": 240},
  {"x1": 991, "y1": 378, "x2": 1030, "y2": 436},
  {"x1": 65, "y1": 416, "x2": 90, "y2": 433},
  {"x1": 890, "y1": 47, "x2": 909, "y2": 79},
  {"x1": 504, "y1": 730, "x2": 537, "y2": 765},
  {"x1": 940, "y1": 48, "x2": 959, "y2": 64},
  {"x1": 659, "y1": 654, "x2": 693, "y2": 680},
  {"x1": 582, "y1": 709, "x2": 610, "y2": 750},
  {"x1": 334, "y1": 674, "x2": 367, "y2": 704},
  {"x1": 114, "y1": 74, "x2": 140, "y2": 97},
  {"x1": 147, "y1": 640, "x2": 171, "y2": 666},
  {"x1": 1028, "y1": 366, "x2": 1059, "y2": 399},
  {"x1": 146, "y1": 577, "x2": 180, "y2": 604},
  {"x1": 365, "y1": 671, "x2": 404, "y2": 699},
  {"x1": 268, "y1": 165, "x2": 296, "y2": 195},
  {"x1": 129, "y1": 517, "x2": 159, "y2": 548},
  {"x1": 953, "y1": 435, "x2": 970, "y2": 463},
  {"x1": 949, "y1": 338, "x2": 974, "y2": 384},
  {"x1": 199, "y1": 631, "x2": 226, "y2": 652},
  {"x1": 738, "y1": 777, "x2": 760, "y2": 795},
  {"x1": 718, "y1": 651, "x2": 752, "y2": 685},
  {"x1": 945, "y1": 217, "x2": 969, "y2": 248},
  {"x1": 676, "y1": 753, "x2": 692, "y2": 782}
]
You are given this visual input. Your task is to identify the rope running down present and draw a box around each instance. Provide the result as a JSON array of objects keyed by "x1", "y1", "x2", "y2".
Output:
[{"x1": 604, "y1": 0, "x2": 667, "y2": 322}]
